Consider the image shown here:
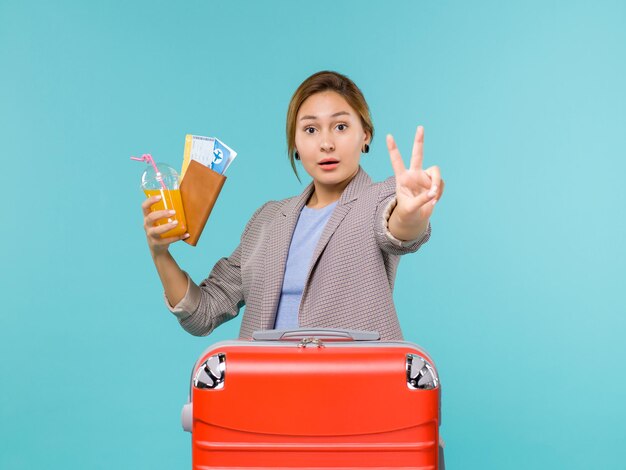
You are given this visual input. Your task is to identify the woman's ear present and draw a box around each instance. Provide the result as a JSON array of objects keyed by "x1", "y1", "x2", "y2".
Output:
[{"x1": 362, "y1": 131, "x2": 372, "y2": 154}]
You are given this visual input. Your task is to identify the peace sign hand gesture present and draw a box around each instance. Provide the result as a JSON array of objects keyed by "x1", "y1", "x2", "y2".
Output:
[{"x1": 386, "y1": 126, "x2": 444, "y2": 241}]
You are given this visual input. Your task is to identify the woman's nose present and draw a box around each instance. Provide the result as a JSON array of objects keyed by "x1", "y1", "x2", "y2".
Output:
[{"x1": 320, "y1": 133, "x2": 335, "y2": 152}]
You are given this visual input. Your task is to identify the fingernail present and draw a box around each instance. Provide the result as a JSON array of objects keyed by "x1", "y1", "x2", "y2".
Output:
[
  {"x1": 428, "y1": 186, "x2": 438, "y2": 197},
  {"x1": 431, "y1": 198, "x2": 437, "y2": 206},
  {"x1": 184, "y1": 233, "x2": 190, "y2": 238},
  {"x1": 169, "y1": 210, "x2": 176, "y2": 215},
  {"x1": 171, "y1": 220, "x2": 178, "y2": 225},
  {"x1": 156, "y1": 195, "x2": 162, "y2": 200}
]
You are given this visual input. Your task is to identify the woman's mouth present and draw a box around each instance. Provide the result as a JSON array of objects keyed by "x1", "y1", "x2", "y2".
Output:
[{"x1": 318, "y1": 159, "x2": 339, "y2": 171}]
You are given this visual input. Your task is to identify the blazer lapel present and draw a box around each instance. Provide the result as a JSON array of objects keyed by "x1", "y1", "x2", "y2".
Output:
[
  {"x1": 304, "y1": 167, "x2": 371, "y2": 286},
  {"x1": 260, "y1": 182, "x2": 315, "y2": 329}
]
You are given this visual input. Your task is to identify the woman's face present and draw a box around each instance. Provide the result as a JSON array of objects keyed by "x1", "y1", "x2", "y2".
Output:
[{"x1": 295, "y1": 91, "x2": 370, "y2": 189}]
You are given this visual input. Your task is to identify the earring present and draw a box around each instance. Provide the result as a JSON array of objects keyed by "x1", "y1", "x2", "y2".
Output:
[
  {"x1": 362, "y1": 144, "x2": 370, "y2": 154},
  {"x1": 295, "y1": 151, "x2": 300, "y2": 160}
]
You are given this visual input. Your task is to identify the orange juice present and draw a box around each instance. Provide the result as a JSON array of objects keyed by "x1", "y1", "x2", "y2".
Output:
[{"x1": 144, "y1": 189, "x2": 187, "y2": 238}]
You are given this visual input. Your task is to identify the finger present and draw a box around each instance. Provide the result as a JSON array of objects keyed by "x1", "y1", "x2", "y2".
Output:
[
  {"x1": 399, "y1": 187, "x2": 437, "y2": 217},
  {"x1": 146, "y1": 209, "x2": 177, "y2": 226},
  {"x1": 386, "y1": 134, "x2": 406, "y2": 177},
  {"x1": 409, "y1": 125, "x2": 424, "y2": 172},
  {"x1": 439, "y1": 178, "x2": 445, "y2": 200},
  {"x1": 147, "y1": 220, "x2": 181, "y2": 238},
  {"x1": 413, "y1": 169, "x2": 434, "y2": 189},
  {"x1": 141, "y1": 195, "x2": 162, "y2": 216},
  {"x1": 424, "y1": 165, "x2": 442, "y2": 197}
]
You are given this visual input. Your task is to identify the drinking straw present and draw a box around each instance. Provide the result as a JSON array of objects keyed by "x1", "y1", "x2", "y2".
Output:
[{"x1": 130, "y1": 153, "x2": 168, "y2": 190}]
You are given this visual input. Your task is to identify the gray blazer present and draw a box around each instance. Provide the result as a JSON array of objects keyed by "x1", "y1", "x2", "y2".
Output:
[{"x1": 166, "y1": 167, "x2": 431, "y2": 340}]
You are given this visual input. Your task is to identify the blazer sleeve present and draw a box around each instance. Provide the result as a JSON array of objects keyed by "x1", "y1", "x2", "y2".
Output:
[
  {"x1": 374, "y1": 177, "x2": 431, "y2": 255},
  {"x1": 164, "y1": 203, "x2": 268, "y2": 336}
]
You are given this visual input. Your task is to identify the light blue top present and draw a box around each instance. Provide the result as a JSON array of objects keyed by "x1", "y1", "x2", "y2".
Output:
[{"x1": 273, "y1": 201, "x2": 338, "y2": 330}]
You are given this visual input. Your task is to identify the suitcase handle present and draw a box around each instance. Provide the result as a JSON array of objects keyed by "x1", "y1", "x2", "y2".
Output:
[{"x1": 251, "y1": 328, "x2": 380, "y2": 341}]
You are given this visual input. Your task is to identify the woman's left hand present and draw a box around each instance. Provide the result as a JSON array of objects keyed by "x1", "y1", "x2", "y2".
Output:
[{"x1": 386, "y1": 125, "x2": 444, "y2": 232}]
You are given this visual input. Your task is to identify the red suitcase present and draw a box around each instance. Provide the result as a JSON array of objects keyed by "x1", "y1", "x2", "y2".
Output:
[{"x1": 181, "y1": 329, "x2": 442, "y2": 469}]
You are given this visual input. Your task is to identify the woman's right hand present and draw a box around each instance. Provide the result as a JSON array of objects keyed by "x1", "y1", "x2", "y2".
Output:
[{"x1": 142, "y1": 196, "x2": 189, "y2": 257}]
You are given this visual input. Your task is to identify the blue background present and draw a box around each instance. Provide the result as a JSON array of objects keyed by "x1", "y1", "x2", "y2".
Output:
[{"x1": 2, "y1": 0, "x2": 625, "y2": 468}]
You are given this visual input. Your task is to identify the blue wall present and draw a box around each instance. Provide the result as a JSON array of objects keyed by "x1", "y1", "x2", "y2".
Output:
[{"x1": 2, "y1": 1, "x2": 625, "y2": 468}]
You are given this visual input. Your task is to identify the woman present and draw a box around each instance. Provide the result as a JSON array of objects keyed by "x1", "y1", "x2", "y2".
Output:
[{"x1": 141, "y1": 71, "x2": 444, "y2": 340}]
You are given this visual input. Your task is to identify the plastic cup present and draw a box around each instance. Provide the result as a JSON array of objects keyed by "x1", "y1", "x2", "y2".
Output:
[
  {"x1": 144, "y1": 188, "x2": 187, "y2": 238},
  {"x1": 140, "y1": 161, "x2": 187, "y2": 239}
]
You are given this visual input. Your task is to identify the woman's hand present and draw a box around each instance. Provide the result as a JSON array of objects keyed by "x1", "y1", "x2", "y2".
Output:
[
  {"x1": 386, "y1": 125, "x2": 444, "y2": 240},
  {"x1": 142, "y1": 196, "x2": 189, "y2": 257}
]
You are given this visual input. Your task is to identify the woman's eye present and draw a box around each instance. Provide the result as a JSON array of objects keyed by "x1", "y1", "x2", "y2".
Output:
[
  {"x1": 304, "y1": 127, "x2": 316, "y2": 134},
  {"x1": 336, "y1": 123, "x2": 348, "y2": 131}
]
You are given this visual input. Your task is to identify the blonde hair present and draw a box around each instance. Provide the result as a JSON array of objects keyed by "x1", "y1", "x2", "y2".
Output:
[{"x1": 286, "y1": 71, "x2": 374, "y2": 179}]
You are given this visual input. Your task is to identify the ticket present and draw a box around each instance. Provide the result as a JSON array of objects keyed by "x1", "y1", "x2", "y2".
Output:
[
  {"x1": 181, "y1": 134, "x2": 237, "y2": 178},
  {"x1": 210, "y1": 137, "x2": 237, "y2": 174}
]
